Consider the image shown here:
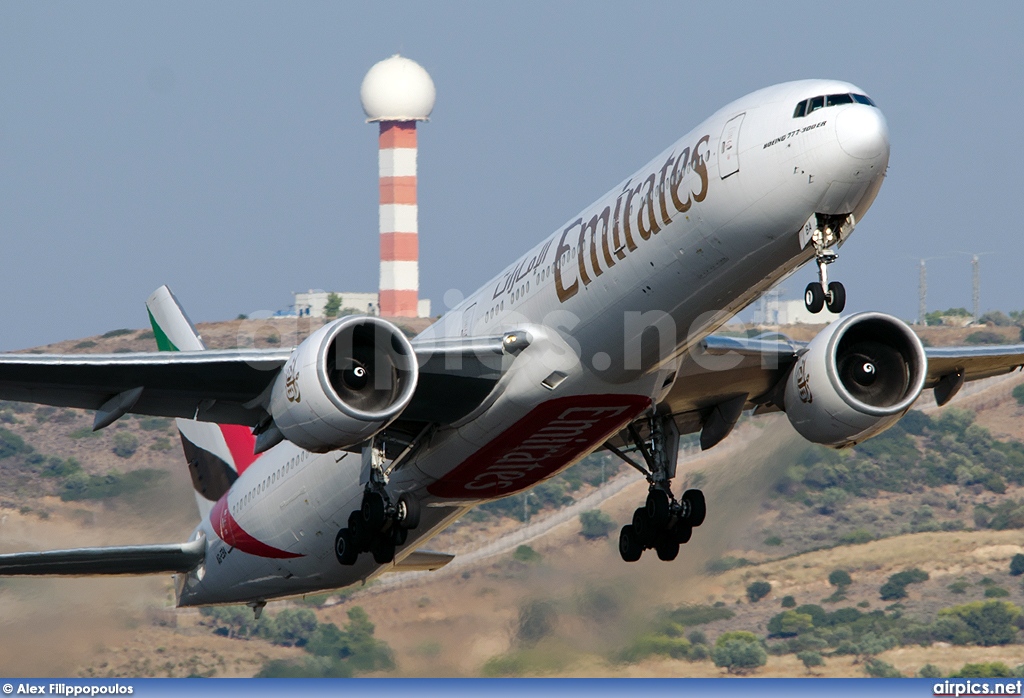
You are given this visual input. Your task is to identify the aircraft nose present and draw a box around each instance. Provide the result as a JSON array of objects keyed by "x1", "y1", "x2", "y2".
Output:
[{"x1": 835, "y1": 106, "x2": 889, "y2": 160}]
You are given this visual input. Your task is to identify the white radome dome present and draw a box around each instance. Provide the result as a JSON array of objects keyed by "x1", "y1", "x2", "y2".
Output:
[{"x1": 360, "y1": 55, "x2": 435, "y2": 122}]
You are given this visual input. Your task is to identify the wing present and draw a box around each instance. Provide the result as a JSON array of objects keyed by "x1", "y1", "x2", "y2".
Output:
[
  {"x1": 0, "y1": 335, "x2": 514, "y2": 430},
  {"x1": 0, "y1": 538, "x2": 205, "y2": 576},
  {"x1": 654, "y1": 335, "x2": 1024, "y2": 445}
]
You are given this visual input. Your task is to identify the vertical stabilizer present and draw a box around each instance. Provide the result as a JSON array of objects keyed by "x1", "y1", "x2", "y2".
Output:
[{"x1": 146, "y1": 286, "x2": 261, "y2": 518}]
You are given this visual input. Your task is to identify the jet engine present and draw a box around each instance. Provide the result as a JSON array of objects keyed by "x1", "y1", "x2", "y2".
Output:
[
  {"x1": 784, "y1": 312, "x2": 926, "y2": 448},
  {"x1": 268, "y1": 316, "x2": 418, "y2": 452}
]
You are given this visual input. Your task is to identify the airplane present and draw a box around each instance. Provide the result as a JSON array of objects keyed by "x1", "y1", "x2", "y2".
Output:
[{"x1": 0, "y1": 78, "x2": 1022, "y2": 616}]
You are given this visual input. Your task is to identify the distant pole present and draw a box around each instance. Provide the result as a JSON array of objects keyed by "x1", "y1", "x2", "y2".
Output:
[
  {"x1": 972, "y1": 254, "x2": 980, "y2": 323},
  {"x1": 919, "y1": 259, "x2": 927, "y2": 325}
]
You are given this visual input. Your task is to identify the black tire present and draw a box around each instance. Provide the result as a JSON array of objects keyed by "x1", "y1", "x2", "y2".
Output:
[
  {"x1": 632, "y1": 507, "x2": 655, "y2": 546},
  {"x1": 671, "y1": 518, "x2": 693, "y2": 544},
  {"x1": 371, "y1": 536, "x2": 396, "y2": 565},
  {"x1": 805, "y1": 282, "x2": 825, "y2": 314},
  {"x1": 682, "y1": 488, "x2": 706, "y2": 527},
  {"x1": 618, "y1": 525, "x2": 643, "y2": 562},
  {"x1": 391, "y1": 525, "x2": 408, "y2": 546},
  {"x1": 335, "y1": 528, "x2": 359, "y2": 565},
  {"x1": 396, "y1": 494, "x2": 421, "y2": 530},
  {"x1": 655, "y1": 535, "x2": 680, "y2": 562},
  {"x1": 646, "y1": 489, "x2": 671, "y2": 528},
  {"x1": 349, "y1": 511, "x2": 372, "y2": 550},
  {"x1": 826, "y1": 281, "x2": 846, "y2": 313},
  {"x1": 362, "y1": 491, "x2": 387, "y2": 531}
]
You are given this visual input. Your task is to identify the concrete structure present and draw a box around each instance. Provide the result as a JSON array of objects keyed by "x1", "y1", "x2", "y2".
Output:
[
  {"x1": 294, "y1": 291, "x2": 378, "y2": 318},
  {"x1": 360, "y1": 55, "x2": 435, "y2": 317}
]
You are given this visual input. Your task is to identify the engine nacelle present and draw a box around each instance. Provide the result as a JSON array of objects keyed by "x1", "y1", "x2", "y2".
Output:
[
  {"x1": 784, "y1": 312, "x2": 926, "y2": 448},
  {"x1": 269, "y1": 316, "x2": 418, "y2": 452}
]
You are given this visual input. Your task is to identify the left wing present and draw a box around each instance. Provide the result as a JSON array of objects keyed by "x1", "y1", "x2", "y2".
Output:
[{"x1": 0, "y1": 537, "x2": 205, "y2": 576}]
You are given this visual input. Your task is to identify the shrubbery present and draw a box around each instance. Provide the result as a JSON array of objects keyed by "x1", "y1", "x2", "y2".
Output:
[
  {"x1": 746, "y1": 581, "x2": 771, "y2": 603},
  {"x1": 712, "y1": 631, "x2": 766, "y2": 674},
  {"x1": 578, "y1": 509, "x2": 614, "y2": 539},
  {"x1": 879, "y1": 568, "x2": 929, "y2": 600}
]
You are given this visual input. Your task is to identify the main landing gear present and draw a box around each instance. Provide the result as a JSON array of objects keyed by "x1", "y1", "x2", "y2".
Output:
[
  {"x1": 335, "y1": 439, "x2": 422, "y2": 567},
  {"x1": 804, "y1": 218, "x2": 846, "y2": 315},
  {"x1": 605, "y1": 414, "x2": 707, "y2": 562}
]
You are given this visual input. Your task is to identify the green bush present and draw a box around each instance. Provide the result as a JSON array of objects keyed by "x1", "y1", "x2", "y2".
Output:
[
  {"x1": 796, "y1": 650, "x2": 824, "y2": 672},
  {"x1": 579, "y1": 509, "x2": 614, "y2": 539},
  {"x1": 1010, "y1": 553, "x2": 1024, "y2": 576},
  {"x1": 828, "y1": 569, "x2": 852, "y2": 588},
  {"x1": 950, "y1": 662, "x2": 1016, "y2": 678},
  {"x1": 0, "y1": 428, "x2": 29, "y2": 458},
  {"x1": 781, "y1": 596, "x2": 796, "y2": 608},
  {"x1": 138, "y1": 416, "x2": 171, "y2": 431},
  {"x1": 864, "y1": 659, "x2": 902, "y2": 678},
  {"x1": 665, "y1": 605, "x2": 734, "y2": 626},
  {"x1": 746, "y1": 581, "x2": 772, "y2": 603},
  {"x1": 515, "y1": 600, "x2": 556, "y2": 646},
  {"x1": 766, "y1": 610, "x2": 814, "y2": 637},
  {"x1": 948, "y1": 580, "x2": 970, "y2": 594},
  {"x1": 60, "y1": 469, "x2": 164, "y2": 501},
  {"x1": 618, "y1": 634, "x2": 691, "y2": 663},
  {"x1": 984, "y1": 586, "x2": 1010, "y2": 598},
  {"x1": 1014, "y1": 383, "x2": 1024, "y2": 407},
  {"x1": 513, "y1": 545, "x2": 541, "y2": 563},
  {"x1": 938, "y1": 601, "x2": 1022, "y2": 646},
  {"x1": 879, "y1": 568, "x2": 929, "y2": 600},
  {"x1": 101, "y1": 328, "x2": 134, "y2": 338},
  {"x1": 112, "y1": 432, "x2": 139, "y2": 458},
  {"x1": 712, "y1": 632, "x2": 766, "y2": 674},
  {"x1": 918, "y1": 664, "x2": 943, "y2": 678}
]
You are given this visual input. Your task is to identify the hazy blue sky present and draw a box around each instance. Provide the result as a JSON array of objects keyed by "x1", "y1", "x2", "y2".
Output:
[{"x1": 1, "y1": 2, "x2": 1022, "y2": 349}]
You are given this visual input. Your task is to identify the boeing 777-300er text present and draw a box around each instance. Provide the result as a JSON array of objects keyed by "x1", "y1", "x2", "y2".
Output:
[{"x1": 0, "y1": 79, "x2": 1021, "y2": 615}]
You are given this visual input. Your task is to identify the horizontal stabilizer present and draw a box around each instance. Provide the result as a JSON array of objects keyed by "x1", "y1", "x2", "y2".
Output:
[
  {"x1": 0, "y1": 537, "x2": 205, "y2": 576},
  {"x1": 392, "y1": 549, "x2": 455, "y2": 572}
]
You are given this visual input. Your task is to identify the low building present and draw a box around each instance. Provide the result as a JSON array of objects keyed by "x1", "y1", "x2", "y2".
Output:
[
  {"x1": 293, "y1": 291, "x2": 431, "y2": 319},
  {"x1": 756, "y1": 298, "x2": 838, "y2": 326}
]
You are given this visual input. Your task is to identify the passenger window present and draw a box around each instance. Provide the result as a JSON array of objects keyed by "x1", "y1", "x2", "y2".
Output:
[
  {"x1": 808, "y1": 96, "x2": 824, "y2": 114},
  {"x1": 793, "y1": 100, "x2": 807, "y2": 118},
  {"x1": 826, "y1": 93, "x2": 854, "y2": 106}
]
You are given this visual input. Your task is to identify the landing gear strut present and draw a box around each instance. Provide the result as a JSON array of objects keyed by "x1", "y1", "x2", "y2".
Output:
[
  {"x1": 804, "y1": 218, "x2": 846, "y2": 314},
  {"x1": 605, "y1": 414, "x2": 706, "y2": 563},
  {"x1": 335, "y1": 438, "x2": 422, "y2": 567}
]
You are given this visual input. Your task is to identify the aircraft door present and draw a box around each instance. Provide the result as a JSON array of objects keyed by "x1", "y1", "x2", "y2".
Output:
[
  {"x1": 461, "y1": 303, "x2": 477, "y2": 337},
  {"x1": 719, "y1": 113, "x2": 745, "y2": 179}
]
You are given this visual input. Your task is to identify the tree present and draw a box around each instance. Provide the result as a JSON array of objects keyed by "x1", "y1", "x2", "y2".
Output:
[
  {"x1": 1014, "y1": 383, "x2": 1024, "y2": 407},
  {"x1": 864, "y1": 659, "x2": 902, "y2": 678},
  {"x1": 1010, "y1": 553, "x2": 1024, "y2": 577},
  {"x1": 918, "y1": 664, "x2": 943, "y2": 678},
  {"x1": 781, "y1": 596, "x2": 796, "y2": 608},
  {"x1": 829, "y1": 569, "x2": 853, "y2": 588},
  {"x1": 938, "y1": 601, "x2": 1022, "y2": 646},
  {"x1": 951, "y1": 662, "x2": 1015, "y2": 678},
  {"x1": 324, "y1": 293, "x2": 342, "y2": 318},
  {"x1": 112, "y1": 431, "x2": 139, "y2": 458},
  {"x1": 879, "y1": 568, "x2": 929, "y2": 600},
  {"x1": 712, "y1": 632, "x2": 767, "y2": 675},
  {"x1": 797, "y1": 651, "x2": 824, "y2": 674},
  {"x1": 746, "y1": 581, "x2": 772, "y2": 603},
  {"x1": 767, "y1": 610, "x2": 814, "y2": 637},
  {"x1": 579, "y1": 509, "x2": 614, "y2": 539}
]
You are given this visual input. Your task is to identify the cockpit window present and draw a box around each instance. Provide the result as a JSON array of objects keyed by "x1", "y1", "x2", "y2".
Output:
[{"x1": 793, "y1": 92, "x2": 877, "y2": 117}]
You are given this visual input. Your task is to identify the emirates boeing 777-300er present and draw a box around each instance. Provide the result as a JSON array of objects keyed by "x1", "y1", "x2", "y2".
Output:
[{"x1": 0, "y1": 79, "x2": 1022, "y2": 614}]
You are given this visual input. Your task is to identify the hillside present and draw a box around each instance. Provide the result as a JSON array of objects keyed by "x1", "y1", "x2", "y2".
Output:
[{"x1": 0, "y1": 322, "x2": 1021, "y2": 677}]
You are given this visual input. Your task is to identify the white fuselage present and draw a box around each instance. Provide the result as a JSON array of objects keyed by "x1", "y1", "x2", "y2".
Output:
[{"x1": 177, "y1": 79, "x2": 890, "y2": 606}]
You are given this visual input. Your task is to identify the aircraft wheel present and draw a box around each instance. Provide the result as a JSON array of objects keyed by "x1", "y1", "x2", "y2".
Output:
[
  {"x1": 646, "y1": 489, "x2": 671, "y2": 528},
  {"x1": 391, "y1": 525, "x2": 408, "y2": 546},
  {"x1": 826, "y1": 281, "x2": 846, "y2": 313},
  {"x1": 671, "y1": 518, "x2": 693, "y2": 545},
  {"x1": 682, "y1": 489, "x2": 706, "y2": 527},
  {"x1": 371, "y1": 536, "x2": 396, "y2": 565},
  {"x1": 362, "y1": 491, "x2": 387, "y2": 531},
  {"x1": 618, "y1": 525, "x2": 643, "y2": 562},
  {"x1": 655, "y1": 535, "x2": 680, "y2": 562},
  {"x1": 632, "y1": 507, "x2": 656, "y2": 547},
  {"x1": 805, "y1": 282, "x2": 825, "y2": 314},
  {"x1": 349, "y1": 511, "x2": 373, "y2": 551},
  {"x1": 396, "y1": 494, "x2": 421, "y2": 530},
  {"x1": 335, "y1": 528, "x2": 359, "y2": 565}
]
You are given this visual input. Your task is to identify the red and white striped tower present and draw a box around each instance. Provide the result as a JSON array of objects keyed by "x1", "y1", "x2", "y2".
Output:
[{"x1": 360, "y1": 55, "x2": 436, "y2": 318}]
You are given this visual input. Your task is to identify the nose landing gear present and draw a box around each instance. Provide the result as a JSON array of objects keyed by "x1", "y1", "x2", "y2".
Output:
[
  {"x1": 804, "y1": 217, "x2": 847, "y2": 315},
  {"x1": 605, "y1": 414, "x2": 707, "y2": 563}
]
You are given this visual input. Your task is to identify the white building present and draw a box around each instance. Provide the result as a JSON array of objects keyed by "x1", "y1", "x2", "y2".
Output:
[{"x1": 293, "y1": 291, "x2": 430, "y2": 319}]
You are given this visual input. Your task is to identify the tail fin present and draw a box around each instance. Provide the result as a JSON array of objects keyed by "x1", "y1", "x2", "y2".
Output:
[{"x1": 146, "y1": 286, "x2": 262, "y2": 518}]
